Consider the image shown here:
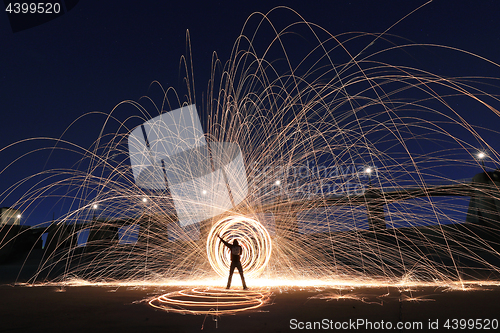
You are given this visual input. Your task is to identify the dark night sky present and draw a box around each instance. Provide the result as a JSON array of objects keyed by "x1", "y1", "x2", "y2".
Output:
[{"x1": 1, "y1": 0, "x2": 500, "y2": 226}]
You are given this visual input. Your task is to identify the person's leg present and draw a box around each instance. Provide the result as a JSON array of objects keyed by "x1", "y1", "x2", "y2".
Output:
[
  {"x1": 227, "y1": 262, "x2": 236, "y2": 289},
  {"x1": 236, "y1": 262, "x2": 248, "y2": 289}
]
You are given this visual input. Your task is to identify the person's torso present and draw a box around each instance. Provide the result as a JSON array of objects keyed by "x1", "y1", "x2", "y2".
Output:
[{"x1": 230, "y1": 245, "x2": 242, "y2": 261}]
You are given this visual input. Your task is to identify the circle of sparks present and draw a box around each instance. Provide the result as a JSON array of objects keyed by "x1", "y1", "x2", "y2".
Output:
[
  {"x1": 149, "y1": 288, "x2": 272, "y2": 315},
  {"x1": 206, "y1": 216, "x2": 272, "y2": 278}
]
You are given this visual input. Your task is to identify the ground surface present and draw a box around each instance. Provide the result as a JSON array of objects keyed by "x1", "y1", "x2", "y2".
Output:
[{"x1": 1, "y1": 283, "x2": 500, "y2": 332}]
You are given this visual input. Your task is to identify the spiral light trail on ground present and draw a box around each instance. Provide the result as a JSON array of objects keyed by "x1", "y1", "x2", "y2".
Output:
[
  {"x1": 206, "y1": 215, "x2": 272, "y2": 278},
  {"x1": 148, "y1": 288, "x2": 272, "y2": 315}
]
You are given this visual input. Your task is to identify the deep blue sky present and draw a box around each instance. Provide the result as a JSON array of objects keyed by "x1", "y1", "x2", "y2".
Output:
[{"x1": 1, "y1": 0, "x2": 500, "y2": 226}]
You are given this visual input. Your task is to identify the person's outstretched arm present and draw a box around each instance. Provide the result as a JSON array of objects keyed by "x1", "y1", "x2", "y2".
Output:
[{"x1": 217, "y1": 234, "x2": 231, "y2": 248}]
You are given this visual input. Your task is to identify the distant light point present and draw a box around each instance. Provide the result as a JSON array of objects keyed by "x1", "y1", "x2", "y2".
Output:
[{"x1": 275, "y1": 180, "x2": 281, "y2": 186}]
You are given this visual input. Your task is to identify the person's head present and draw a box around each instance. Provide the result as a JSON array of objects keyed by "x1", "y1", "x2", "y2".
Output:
[{"x1": 233, "y1": 239, "x2": 239, "y2": 246}]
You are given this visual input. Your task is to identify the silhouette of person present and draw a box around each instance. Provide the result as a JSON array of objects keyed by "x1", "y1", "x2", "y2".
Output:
[{"x1": 218, "y1": 235, "x2": 248, "y2": 290}]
